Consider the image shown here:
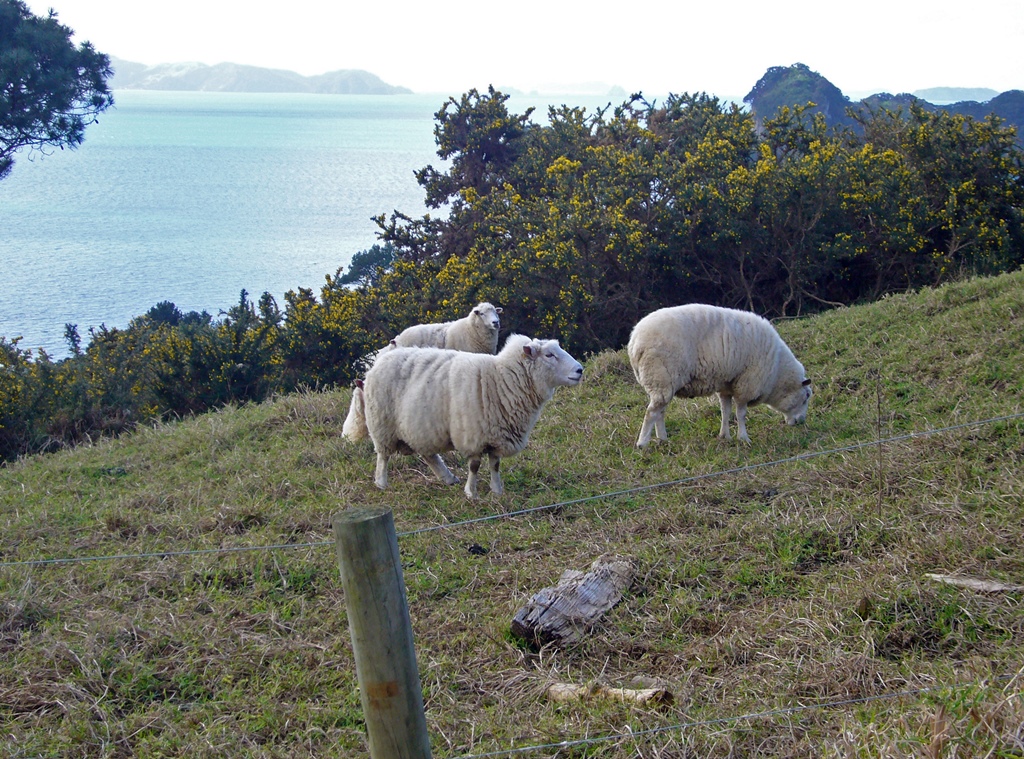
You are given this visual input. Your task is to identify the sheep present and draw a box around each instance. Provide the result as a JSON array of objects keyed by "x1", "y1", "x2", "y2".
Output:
[
  {"x1": 392, "y1": 301, "x2": 503, "y2": 354},
  {"x1": 627, "y1": 304, "x2": 812, "y2": 446},
  {"x1": 341, "y1": 379, "x2": 369, "y2": 442},
  {"x1": 341, "y1": 302, "x2": 503, "y2": 441},
  {"x1": 344, "y1": 334, "x2": 583, "y2": 498}
]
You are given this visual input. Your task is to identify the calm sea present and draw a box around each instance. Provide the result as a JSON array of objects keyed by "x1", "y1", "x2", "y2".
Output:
[{"x1": 0, "y1": 89, "x2": 620, "y2": 359}]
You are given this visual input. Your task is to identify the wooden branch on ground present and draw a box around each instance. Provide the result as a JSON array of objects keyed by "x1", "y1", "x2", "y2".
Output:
[
  {"x1": 924, "y1": 573, "x2": 1024, "y2": 593},
  {"x1": 546, "y1": 681, "x2": 674, "y2": 706},
  {"x1": 511, "y1": 554, "x2": 633, "y2": 647}
]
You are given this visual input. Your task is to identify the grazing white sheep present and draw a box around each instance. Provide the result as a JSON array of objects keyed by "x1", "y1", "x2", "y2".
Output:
[
  {"x1": 341, "y1": 302, "x2": 503, "y2": 441},
  {"x1": 345, "y1": 334, "x2": 583, "y2": 498},
  {"x1": 627, "y1": 304, "x2": 812, "y2": 446},
  {"x1": 392, "y1": 302, "x2": 503, "y2": 354}
]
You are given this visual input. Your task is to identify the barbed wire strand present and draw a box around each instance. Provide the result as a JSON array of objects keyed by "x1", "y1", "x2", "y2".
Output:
[
  {"x1": 401, "y1": 411, "x2": 1024, "y2": 537},
  {"x1": 451, "y1": 671, "x2": 1022, "y2": 759},
  {"x1": 0, "y1": 540, "x2": 334, "y2": 568},
  {"x1": 2, "y1": 411, "x2": 1021, "y2": 569}
]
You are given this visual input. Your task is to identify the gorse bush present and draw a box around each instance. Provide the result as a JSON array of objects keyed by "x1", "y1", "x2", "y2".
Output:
[{"x1": 2, "y1": 87, "x2": 1022, "y2": 460}]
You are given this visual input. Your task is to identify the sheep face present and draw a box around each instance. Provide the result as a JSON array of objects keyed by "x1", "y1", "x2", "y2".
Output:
[
  {"x1": 777, "y1": 379, "x2": 813, "y2": 426},
  {"x1": 473, "y1": 303, "x2": 503, "y2": 335},
  {"x1": 523, "y1": 339, "x2": 584, "y2": 387}
]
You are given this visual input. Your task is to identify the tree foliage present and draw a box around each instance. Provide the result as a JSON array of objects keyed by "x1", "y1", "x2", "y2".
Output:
[
  {"x1": 376, "y1": 87, "x2": 1023, "y2": 347},
  {"x1": 0, "y1": 0, "x2": 113, "y2": 179}
]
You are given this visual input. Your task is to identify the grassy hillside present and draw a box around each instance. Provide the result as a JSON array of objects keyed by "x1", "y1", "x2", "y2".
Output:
[{"x1": 2, "y1": 271, "x2": 1023, "y2": 757}]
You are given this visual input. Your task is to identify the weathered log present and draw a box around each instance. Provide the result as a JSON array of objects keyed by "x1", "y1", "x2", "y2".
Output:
[
  {"x1": 511, "y1": 554, "x2": 633, "y2": 647},
  {"x1": 546, "y1": 681, "x2": 674, "y2": 706},
  {"x1": 924, "y1": 573, "x2": 1024, "y2": 593}
]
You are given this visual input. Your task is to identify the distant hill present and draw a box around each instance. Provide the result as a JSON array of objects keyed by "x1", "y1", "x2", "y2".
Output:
[
  {"x1": 108, "y1": 57, "x2": 412, "y2": 95},
  {"x1": 744, "y1": 63, "x2": 1023, "y2": 139},
  {"x1": 743, "y1": 63, "x2": 856, "y2": 129},
  {"x1": 943, "y1": 90, "x2": 1024, "y2": 123}
]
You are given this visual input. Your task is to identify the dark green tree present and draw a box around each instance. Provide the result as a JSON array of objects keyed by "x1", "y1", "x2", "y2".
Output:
[
  {"x1": 335, "y1": 243, "x2": 396, "y2": 288},
  {"x1": 376, "y1": 87, "x2": 535, "y2": 264},
  {"x1": 145, "y1": 301, "x2": 184, "y2": 326},
  {"x1": 0, "y1": 0, "x2": 113, "y2": 179},
  {"x1": 418, "y1": 85, "x2": 534, "y2": 208}
]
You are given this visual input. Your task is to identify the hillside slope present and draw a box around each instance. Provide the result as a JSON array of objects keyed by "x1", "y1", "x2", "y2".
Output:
[{"x1": 1, "y1": 271, "x2": 1023, "y2": 756}]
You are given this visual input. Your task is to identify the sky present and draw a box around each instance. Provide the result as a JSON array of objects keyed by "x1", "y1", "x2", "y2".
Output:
[{"x1": 24, "y1": 0, "x2": 1024, "y2": 99}]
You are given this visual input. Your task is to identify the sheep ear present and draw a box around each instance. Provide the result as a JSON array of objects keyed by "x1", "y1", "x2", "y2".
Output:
[
  {"x1": 495, "y1": 307, "x2": 503, "y2": 314},
  {"x1": 355, "y1": 379, "x2": 364, "y2": 389},
  {"x1": 522, "y1": 345, "x2": 535, "y2": 358},
  {"x1": 802, "y1": 378, "x2": 812, "y2": 386}
]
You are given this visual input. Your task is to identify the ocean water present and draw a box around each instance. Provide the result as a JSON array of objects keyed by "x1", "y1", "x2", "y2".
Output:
[
  {"x1": 0, "y1": 89, "x2": 620, "y2": 359},
  {"x1": 0, "y1": 90, "x2": 445, "y2": 358}
]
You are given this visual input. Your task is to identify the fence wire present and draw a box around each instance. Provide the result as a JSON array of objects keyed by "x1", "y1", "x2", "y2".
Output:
[
  {"x1": 450, "y1": 671, "x2": 1024, "y2": 759},
  {"x1": 1, "y1": 411, "x2": 1021, "y2": 569}
]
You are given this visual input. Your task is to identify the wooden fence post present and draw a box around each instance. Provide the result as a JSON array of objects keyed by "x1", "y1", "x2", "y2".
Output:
[{"x1": 333, "y1": 506, "x2": 432, "y2": 759}]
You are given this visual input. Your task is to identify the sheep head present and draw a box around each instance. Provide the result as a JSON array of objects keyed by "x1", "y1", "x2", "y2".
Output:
[
  {"x1": 472, "y1": 302, "x2": 503, "y2": 335},
  {"x1": 521, "y1": 339, "x2": 584, "y2": 387}
]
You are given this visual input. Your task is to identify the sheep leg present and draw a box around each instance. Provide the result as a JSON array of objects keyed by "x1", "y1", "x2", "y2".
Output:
[
  {"x1": 425, "y1": 454, "x2": 460, "y2": 486},
  {"x1": 464, "y1": 456, "x2": 481, "y2": 499},
  {"x1": 735, "y1": 403, "x2": 751, "y2": 444},
  {"x1": 637, "y1": 397, "x2": 670, "y2": 447},
  {"x1": 374, "y1": 451, "x2": 389, "y2": 489},
  {"x1": 718, "y1": 394, "x2": 733, "y2": 440},
  {"x1": 489, "y1": 454, "x2": 503, "y2": 496}
]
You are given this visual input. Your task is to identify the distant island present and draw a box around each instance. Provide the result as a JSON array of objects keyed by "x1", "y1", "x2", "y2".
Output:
[
  {"x1": 109, "y1": 57, "x2": 412, "y2": 95},
  {"x1": 744, "y1": 63, "x2": 1023, "y2": 139}
]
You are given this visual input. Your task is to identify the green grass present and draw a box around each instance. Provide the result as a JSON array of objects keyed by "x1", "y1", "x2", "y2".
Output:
[{"x1": 2, "y1": 271, "x2": 1024, "y2": 757}]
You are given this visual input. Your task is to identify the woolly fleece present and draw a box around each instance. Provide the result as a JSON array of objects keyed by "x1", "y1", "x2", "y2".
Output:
[
  {"x1": 354, "y1": 334, "x2": 582, "y2": 498},
  {"x1": 628, "y1": 304, "x2": 811, "y2": 446}
]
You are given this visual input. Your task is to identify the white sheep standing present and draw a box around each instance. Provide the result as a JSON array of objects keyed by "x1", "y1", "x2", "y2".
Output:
[
  {"x1": 344, "y1": 334, "x2": 583, "y2": 498},
  {"x1": 341, "y1": 302, "x2": 503, "y2": 440},
  {"x1": 627, "y1": 304, "x2": 812, "y2": 446},
  {"x1": 392, "y1": 301, "x2": 503, "y2": 353}
]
